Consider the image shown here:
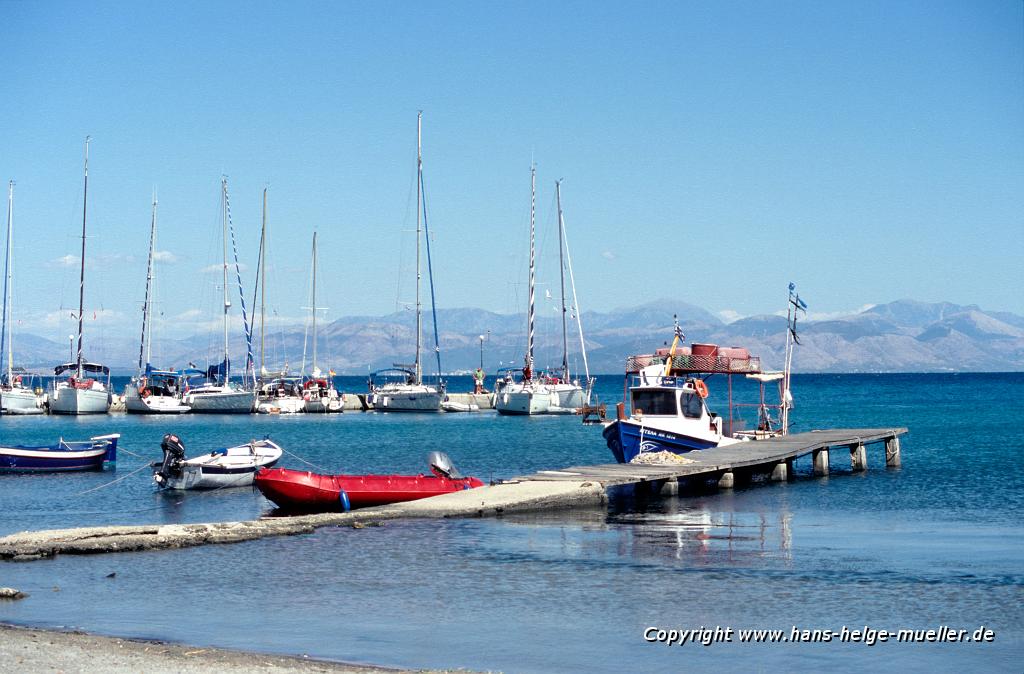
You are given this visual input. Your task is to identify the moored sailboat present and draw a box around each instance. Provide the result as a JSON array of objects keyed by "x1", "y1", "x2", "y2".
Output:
[
  {"x1": 301, "y1": 231, "x2": 342, "y2": 412},
  {"x1": 496, "y1": 173, "x2": 593, "y2": 415},
  {"x1": 1, "y1": 181, "x2": 43, "y2": 414},
  {"x1": 50, "y1": 137, "x2": 111, "y2": 415},
  {"x1": 124, "y1": 194, "x2": 190, "y2": 414},
  {"x1": 183, "y1": 178, "x2": 255, "y2": 414},
  {"x1": 368, "y1": 112, "x2": 444, "y2": 412}
]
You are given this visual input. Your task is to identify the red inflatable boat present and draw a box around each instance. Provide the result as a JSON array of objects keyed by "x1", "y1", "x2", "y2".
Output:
[{"x1": 255, "y1": 452, "x2": 484, "y2": 512}]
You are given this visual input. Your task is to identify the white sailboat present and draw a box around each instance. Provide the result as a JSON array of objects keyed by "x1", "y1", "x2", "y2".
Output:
[
  {"x1": 369, "y1": 112, "x2": 444, "y2": 412},
  {"x1": 183, "y1": 178, "x2": 255, "y2": 414},
  {"x1": 124, "y1": 194, "x2": 190, "y2": 414},
  {"x1": 302, "y1": 232, "x2": 342, "y2": 413},
  {"x1": 50, "y1": 137, "x2": 112, "y2": 416},
  {"x1": 496, "y1": 173, "x2": 593, "y2": 415},
  {"x1": 253, "y1": 189, "x2": 304, "y2": 414},
  {"x1": 0, "y1": 181, "x2": 43, "y2": 415}
]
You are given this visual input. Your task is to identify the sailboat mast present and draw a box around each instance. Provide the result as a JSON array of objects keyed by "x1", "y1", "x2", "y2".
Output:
[
  {"x1": 526, "y1": 165, "x2": 536, "y2": 380},
  {"x1": 311, "y1": 232, "x2": 318, "y2": 372},
  {"x1": 221, "y1": 178, "x2": 230, "y2": 382},
  {"x1": 558, "y1": 189, "x2": 591, "y2": 388},
  {"x1": 76, "y1": 137, "x2": 90, "y2": 379},
  {"x1": 414, "y1": 111, "x2": 423, "y2": 385},
  {"x1": 2, "y1": 181, "x2": 12, "y2": 384},
  {"x1": 138, "y1": 194, "x2": 158, "y2": 372},
  {"x1": 555, "y1": 179, "x2": 569, "y2": 382},
  {"x1": 259, "y1": 187, "x2": 267, "y2": 376}
]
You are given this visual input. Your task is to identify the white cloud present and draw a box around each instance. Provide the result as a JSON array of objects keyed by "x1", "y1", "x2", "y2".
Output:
[
  {"x1": 50, "y1": 254, "x2": 79, "y2": 267},
  {"x1": 771, "y1": 304, "x2": 878, "y2": 321},
  {"x1": 718, "y1": 309, "x2": 744, "y2": 324},
  {"x1": 153, "y1": 250, "x2": 177, "y2": 264},
  {"x1": 601, "y1": 251, "x2": 616, "y2": 260},
  {"x1": 202, "y1": 262, "x2": 248, "y2": 273}
]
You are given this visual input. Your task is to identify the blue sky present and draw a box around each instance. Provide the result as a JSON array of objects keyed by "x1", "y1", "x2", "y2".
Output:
[{"x1": 2, "y1": 0, "x2": 1022, "y2": 343}]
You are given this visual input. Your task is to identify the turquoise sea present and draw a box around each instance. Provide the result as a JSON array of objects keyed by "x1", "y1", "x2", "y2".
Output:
[{"x1": 0, "y1": 373, "x2": 1022, "y2": 672}]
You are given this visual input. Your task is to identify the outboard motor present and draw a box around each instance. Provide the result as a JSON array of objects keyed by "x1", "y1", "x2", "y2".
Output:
[
  {"x1": 427, "y1": 451, "x2": 462, "y2": 479},
  {"x1": 153, "y1": 433, "x2": 187, "y2": 487}
]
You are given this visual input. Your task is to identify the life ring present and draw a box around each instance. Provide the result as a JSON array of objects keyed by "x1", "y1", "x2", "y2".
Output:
[{"x1": 693, "y1": 380, "x2": 708, "y2": 399}]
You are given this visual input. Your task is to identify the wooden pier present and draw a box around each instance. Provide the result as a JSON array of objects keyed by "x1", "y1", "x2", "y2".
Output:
[
  {"x1": 0, "y1": 427, "x2": 906, "y2": 561},
  {"x1": 518, "y1": 427, "x2": 907, "y2": 491}
]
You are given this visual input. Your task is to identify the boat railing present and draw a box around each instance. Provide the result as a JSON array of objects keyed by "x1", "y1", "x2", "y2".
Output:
[{"x1": 625, "y1": 354, "x2": 762, "y2": 375}]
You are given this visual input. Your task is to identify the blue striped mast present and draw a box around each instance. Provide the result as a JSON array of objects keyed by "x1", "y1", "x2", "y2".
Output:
[
  {"x1": 1, "y1": 181, "x2": 12, "y2": 385},
  {"x1": 526, "y1": 164, "x2": 536, "y2": 380}
]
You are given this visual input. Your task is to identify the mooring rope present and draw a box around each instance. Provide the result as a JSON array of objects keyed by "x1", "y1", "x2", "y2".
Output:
[
  {"x1": 71, "y1": 462, "x2": 152, "y2": 497},
  {"x1": 282, "y1": 448, "x2": 329, "y2": 473}
]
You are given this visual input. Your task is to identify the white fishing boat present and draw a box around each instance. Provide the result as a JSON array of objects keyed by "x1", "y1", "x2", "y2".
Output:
[
  {"x1": 368, "y1": 112, "x2": 444, "y2": 412},
  {"x1": 124, "y1": 195, "x2": 190, "y2": 414},
  {"x1": 496, "y1": 171, "x2": 593, "y2": 415},
  {"x1": 153, "y1": 433, "x2": 283, "y2": 490},
  {"x1": 603, "y1": 287, "x2": 805, "y2": 463},
  {"x1": 50, "y1": 138, "x2": 111, "y2": 415},
  {"x1": 1, "y1": 181, "x2": 44, "y2": 415},
  {"x1": 184, "y1": 179, "x2": 256, "y2": 414}
]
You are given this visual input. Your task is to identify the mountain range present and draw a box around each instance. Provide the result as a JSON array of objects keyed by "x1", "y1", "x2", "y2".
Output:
[{"x1": 7, "y1": 299, "x2": 1024, "y2": 374}]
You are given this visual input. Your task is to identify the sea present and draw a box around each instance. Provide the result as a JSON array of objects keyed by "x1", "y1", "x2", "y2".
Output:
[{"x1": 0, "y1": 373, "x2": 1021, "y2": 672}]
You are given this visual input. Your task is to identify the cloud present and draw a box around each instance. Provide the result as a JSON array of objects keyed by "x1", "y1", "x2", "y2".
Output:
[
  {"x1": 153, "y1": 250, "x2": 177, "y2": 264},
  {"x1": 771, "y1": 304, "x2": 878, "y2": 321},
  {"x1": 202, "y1": 262, "x2": 248, "y2": 273},
  {"x1": 37, "y1": 308, "x2": 126, "y2": 329},
  {"x1": 601, "y1": 251, "x2": 616, "y2": 260},
  {"x1": 718, "y1": 309, "x2": 744, "y2": 324},
  {"x1": 50, "y1": 254, "x2": 79, "y2": 267}
]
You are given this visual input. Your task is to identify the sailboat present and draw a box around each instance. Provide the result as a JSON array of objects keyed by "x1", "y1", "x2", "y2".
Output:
[
  {"x1": 302, "y1": 232, "x2": 343, "y2": 413},
  {"x1": 253, "y1": 189, "x2": 304, "y2": 414},
  {"x1": 183, "y1": 178, "x2": 256, "y2": 414},
  {"x1": 368, "y1": 112, "x2": 444, "y2": 412},
  {"x1": 49, "y1": 137, "x2": 112, "y2": 415},
  {"x1": 124, "y1": 195, "x2": 190, "y2": 414},
  {"x1": 495, "y1": 173, "x2": 593, "y2": 415},
  {"x1": 1, "y1": 181, "x2": 43, "y2": 414}
]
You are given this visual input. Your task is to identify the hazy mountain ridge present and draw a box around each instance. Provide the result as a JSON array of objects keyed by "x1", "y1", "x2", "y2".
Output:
[{"x1": 7, "y1": 299, "x2": 1023, "y2": 374}]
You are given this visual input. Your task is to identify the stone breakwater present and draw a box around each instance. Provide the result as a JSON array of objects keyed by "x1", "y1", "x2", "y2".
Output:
[{"x1": 0, "y1": 480, "x2": 606, "y2": 561}]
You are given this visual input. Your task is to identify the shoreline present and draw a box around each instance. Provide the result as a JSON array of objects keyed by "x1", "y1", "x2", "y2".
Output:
[{"x1": 0, "y1": 622, "x2": 432, "y2": 673}]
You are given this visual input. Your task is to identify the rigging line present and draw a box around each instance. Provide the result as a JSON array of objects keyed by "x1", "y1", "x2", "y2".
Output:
[
  {"x1": 71, "y1": 462, "x2": 152, "y2": 497},
  {"x1": 224, "y1": 186, "x2": 255, "y2": 385},
  {"x1": 420, "y1": 169, "x2": 443, "y2": 382}
]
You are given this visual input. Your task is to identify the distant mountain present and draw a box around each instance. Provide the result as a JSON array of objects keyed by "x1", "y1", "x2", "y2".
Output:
[{"x1": 9, "y1": 299, "x2": 1024, "y2": 374}]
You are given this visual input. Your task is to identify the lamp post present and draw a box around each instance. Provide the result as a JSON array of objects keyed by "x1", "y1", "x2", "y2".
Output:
[{"x1": 478, "y1": 334, "x2": 485, "y2": 370}]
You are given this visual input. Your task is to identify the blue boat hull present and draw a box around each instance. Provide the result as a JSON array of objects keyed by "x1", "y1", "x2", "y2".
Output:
[
  {"x1": 603, "y1": 420, "x2": 717, "y2": 464},
  {"x1": 0, "y1": 435, "x2": 118, "y2": 472}
]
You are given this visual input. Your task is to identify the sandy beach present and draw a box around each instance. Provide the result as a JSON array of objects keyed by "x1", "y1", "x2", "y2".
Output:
[{"x1": 0, "y1": 623, "x2": 419, "y2": 674}]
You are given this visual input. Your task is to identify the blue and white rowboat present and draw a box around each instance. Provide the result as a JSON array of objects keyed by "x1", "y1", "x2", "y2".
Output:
[{"x1": 0, "y1": 433, "x2": 119, "y2": 471}]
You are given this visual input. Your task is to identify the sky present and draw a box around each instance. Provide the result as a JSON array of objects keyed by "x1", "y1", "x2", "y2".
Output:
[{"x1": 2, "y1": 0, "x2": 1022, "y2": 346}]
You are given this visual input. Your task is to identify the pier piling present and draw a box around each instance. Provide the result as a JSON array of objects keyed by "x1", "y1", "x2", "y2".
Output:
[
  {"x1": 770, "y1": 461, "x2": 789, "y2": 482},
  {"x1": 718, "y1": 471, "x2": 735, "y2": 489},
  {"x1": 812, "y1": 448, "x2": 830, "y2": 476},
  {"x1": 850, "y1": 443, "x2": 867, "y2": 472},
  {"x1": 885, "y1": 436, "x2": 902, "y2": 467}
]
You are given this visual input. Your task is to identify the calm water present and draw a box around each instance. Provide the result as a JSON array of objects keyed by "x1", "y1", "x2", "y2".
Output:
[{"x1": 1, "y1": 373, "x2": 1022, "y2": 672}]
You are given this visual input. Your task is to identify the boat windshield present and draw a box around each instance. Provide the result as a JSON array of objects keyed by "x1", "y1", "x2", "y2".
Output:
[{"x1": 631, "y1": 389, "x2": 677, "y2": 416}]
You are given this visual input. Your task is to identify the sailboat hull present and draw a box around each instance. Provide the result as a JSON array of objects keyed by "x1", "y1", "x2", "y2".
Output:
[
  {"x1": 124, "y1": 385, "x2": 191, "y2": 414},
  {"x1": 370, "y1": 386, "x2": 443, "y2": 412},
  {"x1": 496, "y1": 387, "x2": 551, "y2": 415},
  {"x1": 49, "y1": 386, "x2": 110, "y2": 415},
  {"x1": 1, "y1": 388, "x2": 42, "y2": 414},
  {"x1": 184, "y1": 390, "x2": 254, "y2": 414}
]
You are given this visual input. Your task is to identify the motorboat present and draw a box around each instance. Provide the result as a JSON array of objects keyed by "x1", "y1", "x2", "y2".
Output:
[
  {"x1": 256, "y1": 377, "x2": 305, "y2": 414},
  {"x1": 152, "y1": 433, "x2": 283, "y2": 490},
  {"x1": 0, "y1": 433, "x2": 119, "y2": 472},
  {"x1": 368, "y1": 368, "x2": 443, "y2": 412},
  {"x1": 125, "y1": 368, "x2": 190, "y2": 414},
  {"x1": 254, "y1": 451, "x2": 484, "y2": 512}
]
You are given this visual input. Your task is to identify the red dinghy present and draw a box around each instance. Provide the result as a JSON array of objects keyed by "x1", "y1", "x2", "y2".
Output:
[{"x1": 255, "y1": 452, "x2": 484, "y2": 512}]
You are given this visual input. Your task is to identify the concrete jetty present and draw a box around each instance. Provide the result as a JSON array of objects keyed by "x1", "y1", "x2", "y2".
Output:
[{"x1": 0, "y1": 427, "x2": 905, "y2": 561}]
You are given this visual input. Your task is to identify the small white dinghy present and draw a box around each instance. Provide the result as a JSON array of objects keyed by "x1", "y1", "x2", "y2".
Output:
[{"x1": 153, "y1": 433, "x2": 283, "y2": 490}]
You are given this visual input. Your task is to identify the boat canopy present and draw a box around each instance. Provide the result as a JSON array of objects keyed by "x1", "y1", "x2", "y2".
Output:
[
  {"x1": 370, "y1": 367, "x2": 415, "y2": 379},
  {"x1": 54, "y1": 362, "x2": 109, "y2": 376}
]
